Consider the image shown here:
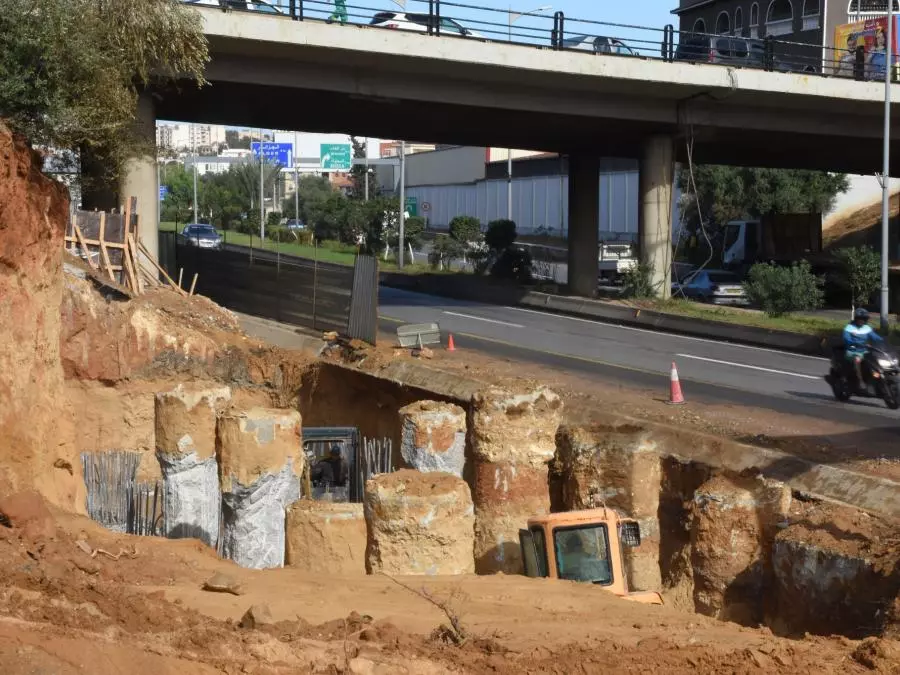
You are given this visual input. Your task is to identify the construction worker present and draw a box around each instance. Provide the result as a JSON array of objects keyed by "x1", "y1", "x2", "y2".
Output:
[
  {"x1": 327, "y1": 0, "x2": 348, "y2": 25},
  {"x1": 311, "y1": 444, "x2": 348, "y2": 487}
]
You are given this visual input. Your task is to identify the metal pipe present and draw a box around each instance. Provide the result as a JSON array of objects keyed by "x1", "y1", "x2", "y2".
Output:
[
  {"x1": 881, "y1": 2, "x2": 894, "y2": 332},
  {"x1": 294, "y1": 130, "x2": 300, "y2": 230},
  {"x1": 399, "y1": 140, "x2": 406, "y2": 268}
]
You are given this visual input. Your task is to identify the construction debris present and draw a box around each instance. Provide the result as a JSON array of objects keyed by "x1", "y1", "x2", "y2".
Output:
[{"x1": 202, "y1": 572, "x2": 245, "y2": 596}]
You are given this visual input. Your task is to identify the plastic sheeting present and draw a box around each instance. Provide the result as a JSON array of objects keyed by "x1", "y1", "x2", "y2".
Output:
[
  {"x1": 221, "y1": 461, "x2": 301, "y2": 569},
  {"x1": 158, "y1": 450, "x2": 221, "y2": 547}
]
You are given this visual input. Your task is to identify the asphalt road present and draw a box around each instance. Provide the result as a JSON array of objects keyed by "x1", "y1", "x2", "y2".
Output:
[{"x1": 379, "y1": 286, "x2": 900, "y2": 429}]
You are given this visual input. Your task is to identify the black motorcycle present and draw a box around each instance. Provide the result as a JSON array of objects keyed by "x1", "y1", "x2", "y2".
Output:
[{"x1": 825, "y1": 344, "x2": 900, "y2": 410}]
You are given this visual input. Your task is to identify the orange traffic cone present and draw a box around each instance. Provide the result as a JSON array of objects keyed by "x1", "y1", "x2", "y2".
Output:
[
  {"x1": 667, "y1": 361, "x2": 685, "y2": 405},
  {"x1": 447, "y1": 334, "x2": 456, "y2": 352}
]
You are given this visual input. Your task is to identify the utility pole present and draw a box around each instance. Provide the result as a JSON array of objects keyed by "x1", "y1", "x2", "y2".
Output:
[
  {"x1": 881, "y1": 2, "x2": 894, "y2": 332},
  {"x1": 259, "y1": 128, "x2": 265, "y2": 241},
  {"x1": 192, "y1": 124, "x2": 198, "y2": 224},
  {"x1": 294, "y1": 130, "x2": 300, "y2": 227},
  {"x1": 398, "y1": 140, "x2": 406, "y2": 268},
  {"x1": 365, "y1": 136, "x2": 370, "y2": 201}
]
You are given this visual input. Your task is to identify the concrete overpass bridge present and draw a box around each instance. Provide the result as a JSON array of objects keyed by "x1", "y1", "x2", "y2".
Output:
[{"x1": 123, "y1": 5, "x2": 900, "y2": 296}]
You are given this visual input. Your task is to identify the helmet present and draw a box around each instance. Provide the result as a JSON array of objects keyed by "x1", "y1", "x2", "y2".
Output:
[{"x1": 854, "y1": 308, "x2": 870, "y2": 322}]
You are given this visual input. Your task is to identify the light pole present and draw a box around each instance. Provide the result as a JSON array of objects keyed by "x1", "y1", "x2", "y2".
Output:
[
  {"x1": 364, "y1": 136, "x2": 370, "y2": 201},
  {"x1": 881, "y1": 2, "x2": 894, "y2": 332},
  {"x1": 507, "y1": 5, "x2": 551, "y2": 221},
  {"x1": 398, "y1": 140, "x2": 406, "y2": 268},
  {"x1": 191, "y1": 124, "x2": 199, "y2": 225},
  {"x1": 258, "y1": 128, "x2": 265, "y2": 241},
  {"x1": 294, "y1": 130, "x2": 300, "y2": 228}
]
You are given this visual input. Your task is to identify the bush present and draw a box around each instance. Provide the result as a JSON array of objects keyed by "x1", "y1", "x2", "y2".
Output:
[
  {"x1": 449, "y1": 215, "x2": 482, "y2": 244},
  {"x1": 622, "y1": 262, "x2": 657, "y2": 299},
  {"x1": 490, "y1": 247, "x2": 532, "y2": 283},
  {"x1": 485, "y1": 219, "x2": 517, "y2": 251},
  {"x1": 834, "y1": 245, "x2": 880, "y2": 310},
  {"x1": 743, "y1": 261, "x2": 824, "y2": 317},
  {"x1": 428, "y1": 236, "x2": 466, "y2": 270}
]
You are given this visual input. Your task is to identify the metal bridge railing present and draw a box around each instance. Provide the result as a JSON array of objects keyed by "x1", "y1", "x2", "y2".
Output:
[{"x1": 183, "y1": 0, "x2": 899, "y2": 82}]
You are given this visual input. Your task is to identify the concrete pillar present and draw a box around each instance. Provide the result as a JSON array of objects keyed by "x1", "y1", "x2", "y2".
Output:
[
  {"x1": 639, "y1": 135, "x2": 675, "y2": 299},
  {"x1": 398, "y1": 400, "x2": 466, "y2": 477},
  {"x1": 119, "y1": 92, "x2": 159, "y2": 261},
  {"x1": 470, "y1": 386, "x2": 563, "y2": 575},
  {"x1": 217, "y1": 408, "x2": 304, "y2": 569},
  {"x1": 567, "y1": 154, "x2": 600, "y2": 298},
  {"x1": 154, "y1": 385, "x2": 232, "y2": 547},
  {"x1": 364, "y1": 469, "x2": 475, "y2": 576}
]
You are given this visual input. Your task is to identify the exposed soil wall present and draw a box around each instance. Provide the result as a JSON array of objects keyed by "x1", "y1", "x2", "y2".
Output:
[{"x1": 0, "y1": 124, "x2": 74, "y2": 507}]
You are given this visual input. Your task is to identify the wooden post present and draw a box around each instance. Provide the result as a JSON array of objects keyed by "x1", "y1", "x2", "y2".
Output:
[
  {"x1": 178, "y1": 268, "x2": 184, "y2": 290},
  {"x1": 122, "y1": 237, "x2": 139, "y2": 294},
  {"x1": 138, "y1": 240, "x2": 187, "y2": 296},
  {"x1": 98, "y1": 212, "x2": 115, "y2": 281},
  {"x1": 73, "y1": 223, "x2": 98, "y2": 270},
  {"x1": 189, "y1": 273, "x2": 198, "y2": 296}
]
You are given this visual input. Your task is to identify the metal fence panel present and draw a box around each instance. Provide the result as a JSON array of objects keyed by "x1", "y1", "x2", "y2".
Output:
[{"x1": 347, "y1": 254, "x2": 378, "y2": 344}]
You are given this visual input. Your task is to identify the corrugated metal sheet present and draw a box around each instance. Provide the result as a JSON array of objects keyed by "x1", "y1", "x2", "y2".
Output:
[{"x1": 347, "y1": 254, "x2": 378, "y2": 345}]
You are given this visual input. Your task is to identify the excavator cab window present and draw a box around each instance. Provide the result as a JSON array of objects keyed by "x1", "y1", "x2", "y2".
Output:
[
  {"x1": 553, "y1": 525, "x2": 612, "y2": 585},
  {"x1": 519, "y1": 528, "x2": 549, "y2": 578}
]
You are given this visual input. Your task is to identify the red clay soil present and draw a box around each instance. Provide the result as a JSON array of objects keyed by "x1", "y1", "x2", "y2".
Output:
[{"x1": 0, "y1": 492, "x2": 895, "y2": 674}]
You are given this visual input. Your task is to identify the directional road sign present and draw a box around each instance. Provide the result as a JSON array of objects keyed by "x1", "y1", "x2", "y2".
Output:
[
  {"x1": 159, "y1": 185, "x2": 169, "y2": 201},
  {"x1": 251, "y1": 142, "x2": 294, "y2": 166},
  {"x1": 320, "y1": 143, "x2": 352, "y2": 171}
]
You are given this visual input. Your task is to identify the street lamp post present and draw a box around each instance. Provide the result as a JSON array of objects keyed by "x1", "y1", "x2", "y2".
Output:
[
  {"x1": 881, "y1": 2, "x2": 895, "y2": 331},
  {"x1": 294, "y1": 130, "x2": 300, "y2": 228},
  {"x1": 507, "y1": 5, "x2": 551, "y2": 222},
  {"x1": 399, "y1": 141, "x2": 406, "y2": 268},
  {"x1": 191, "y1": 124, "x2": 198, "y2": 225}
]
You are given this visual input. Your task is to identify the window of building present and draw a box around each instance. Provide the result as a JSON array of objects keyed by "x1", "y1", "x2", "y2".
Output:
[
  {"x1": 766, "y1": 0, "x2": 794, "y2": 37},
  {"x1": 750, "y1": 3, "x2": 760, "y2": 38},
  {"x1": 735, "y1": 7, "x2": 744, "y2": 35},
  {"x1": 802, "y1": 0, "x2": 820, "y2": 30},
  {"x1": 693, "y1": 17, "x2": 707, "y2": 33},
  {"x1": 848, "y1": 0, "x2": 900, "y2": 18},
  {"x1": 716, "y1": 10, "x2": 731, "y2": 34}
]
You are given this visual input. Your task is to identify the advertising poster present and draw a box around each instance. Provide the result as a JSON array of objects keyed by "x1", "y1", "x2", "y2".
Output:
[{"x1": 833, "y1": 16, "x2": 899, "y2": 79}]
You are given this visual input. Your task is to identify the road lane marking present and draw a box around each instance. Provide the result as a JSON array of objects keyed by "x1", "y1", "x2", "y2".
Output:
[
  {"x1": 442, "y1": 311, "x2": 524, "y2": 328},
  {"x1": 675, "y1": 353, "x2": 821, "y2": 380},
  {"x1": 499, "y1": 305, "x2": 828, "y2": 361}
]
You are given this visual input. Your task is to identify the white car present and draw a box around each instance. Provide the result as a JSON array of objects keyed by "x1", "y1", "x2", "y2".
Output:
[
  {"x1": 561, "y1": 35, "x2": 637, "y2": 56},
  {"x1": 673, "y1": 269, "x2": 748, "y2": 306},
  {"x1": 369, "y1": 12, "x2": 484, "y2": 38}
]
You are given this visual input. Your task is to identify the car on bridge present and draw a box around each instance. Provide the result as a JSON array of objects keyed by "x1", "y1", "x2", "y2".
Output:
[
  {"x1": 675, "y1": 34, "x2": 808, "y2": 73},
  {"x1": 561, "y1": 35, "x2": 637, "y2": 56},
  {"x1": 369, "y1": 12, "x2": 484, "y2": 38}
]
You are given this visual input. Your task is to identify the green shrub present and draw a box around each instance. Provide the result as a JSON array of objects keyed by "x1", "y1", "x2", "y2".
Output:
[
  {"x1": 449, "y1": 215, "x2": 482, "y2": 243},
  {"x1": 622, "y1": 262, "x2": 657, "y2": 299},
  {"x1": 428, "y1": 236, "x2": 466, "y2": 270},
  {"x1": 743, "y1": 261, "x2": 824, "y2": 317},
  {"x1": 485, "y1": 219, "x2": 517, "y2": 251}
]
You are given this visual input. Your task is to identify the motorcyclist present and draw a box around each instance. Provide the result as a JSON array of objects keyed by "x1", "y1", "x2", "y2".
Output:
[{"x1": 843, "y1": 308, "x2": 884, "y2": 390}]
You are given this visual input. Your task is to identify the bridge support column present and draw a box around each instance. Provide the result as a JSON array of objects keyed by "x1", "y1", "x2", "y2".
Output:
[
  {"x1": 120, "y1": 92, "x2": 159, "y2": 261},
  {"x1": 639, "y1": 135, "x2": 675, "y2": 299},
  {"x1": 567, "y1": 153, "x2": 600, "y2": 297}
]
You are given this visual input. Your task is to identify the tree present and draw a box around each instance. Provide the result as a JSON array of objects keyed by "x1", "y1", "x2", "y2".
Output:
[
  {"x1": 449, "y1": 216, "x2": 482, "y2": 244},
  {"x1": 160, "y1": 163, "x2": 196, "y2": 227},
  {"x1": 0, "y1": 0, "x2": 208, "y2": 187},
  {"x1": 834, "y1": 246, "x2": 880, "y2": 312},
  {"x1": 225, "y1": 129, "x2": 251, "y2": 150},
  {"x1": 743, "y1": 261, "x2": 824, "y2": 317},
  {"x1": 349, "y1": 136, "x2": 377, "y2": 200}
]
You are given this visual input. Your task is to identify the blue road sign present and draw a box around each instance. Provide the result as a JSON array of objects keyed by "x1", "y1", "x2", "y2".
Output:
[
  {"x1": 251, "y1": 142, "x2": 294, "y2": 166},
  {"x1": 159, "y1": 185, "x2": 168, "y2": 201}
]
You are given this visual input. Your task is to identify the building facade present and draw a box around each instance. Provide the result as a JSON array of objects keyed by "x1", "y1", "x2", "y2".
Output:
[{"x1": 672, "y1": 0, "x2": 899, "y2": 72}]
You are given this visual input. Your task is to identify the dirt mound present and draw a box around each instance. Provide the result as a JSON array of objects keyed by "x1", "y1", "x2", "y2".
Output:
[{"x1": 824, "y1": 191, "x2": 900, "y2": 251}]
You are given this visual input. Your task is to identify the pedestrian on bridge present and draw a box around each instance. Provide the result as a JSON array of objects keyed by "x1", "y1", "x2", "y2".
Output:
[{"x1": 327, "y1": 0, "x2": 348, "y2": 25}]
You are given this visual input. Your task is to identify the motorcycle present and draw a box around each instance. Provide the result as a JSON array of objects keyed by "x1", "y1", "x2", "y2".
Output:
[{"x1": 825, "y1": 344, "x2": 900, "y2": 410}]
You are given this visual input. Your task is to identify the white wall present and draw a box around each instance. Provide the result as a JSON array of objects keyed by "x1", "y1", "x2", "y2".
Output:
[
  {"x1": 405, "y1": 146, "x2": 487, "y2": 186},
  {"x1": 407, "y1": 167, "x2": 681, "y2": 240}
]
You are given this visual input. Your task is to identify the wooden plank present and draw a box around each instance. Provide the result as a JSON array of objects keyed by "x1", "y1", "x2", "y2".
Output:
[
  {"x1": 98, "y1": 212, "x2": 115, "y2": 281},
  {"x1": 138, "y1": 240, "x2": 187, "y2": 295},
  {"x1": 178, "y1": 268, "x2": 184, "y2": 290},
  {"x1": 126, "y1": 235, "x2": 145, "y2": 293},
  {"x1": 189, "y1": 273, "x2": 198, "y2": 296},
  {"x1": 73, "y1": 224, "x2": 99, "y2": 270},
  {"x1": 122, "y1": 237, "x2": 139, "y2": 294}
]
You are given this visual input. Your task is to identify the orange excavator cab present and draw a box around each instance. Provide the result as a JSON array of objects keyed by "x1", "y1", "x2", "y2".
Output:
[{"x1": 519, "y1": 508, "x2": 663, "y2": 605}]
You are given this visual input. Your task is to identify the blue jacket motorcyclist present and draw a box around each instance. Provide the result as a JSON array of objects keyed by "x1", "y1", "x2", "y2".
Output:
[{"x1": 843, "y1": 308, "x2": 883, "y2": 388}]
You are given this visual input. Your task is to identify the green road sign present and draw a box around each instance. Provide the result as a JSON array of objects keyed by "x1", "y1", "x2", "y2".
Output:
[
  {"x1": 320, "y1": 143, "x2": 352, "y2": 171},
  {"x1": 405, "y1": 196, "x2": 418, "y2": 217}
]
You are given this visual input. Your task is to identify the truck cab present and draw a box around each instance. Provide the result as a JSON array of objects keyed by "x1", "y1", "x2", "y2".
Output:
[{"x1": 519, "y1": 508, "x2": 663, "y2": 604}]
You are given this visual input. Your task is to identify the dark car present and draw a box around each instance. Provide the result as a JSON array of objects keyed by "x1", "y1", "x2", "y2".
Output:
[
  {"x1": 179, "y1": 223, "x2": 223, "y2": 250},
  {"x1": 675, "y1": 34, "x2": 799, "y2": 72}
]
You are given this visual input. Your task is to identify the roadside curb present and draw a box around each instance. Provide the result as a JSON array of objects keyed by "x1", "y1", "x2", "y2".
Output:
[{"x1": 379, "y1": 272, "x2": 831, "y2": 357}]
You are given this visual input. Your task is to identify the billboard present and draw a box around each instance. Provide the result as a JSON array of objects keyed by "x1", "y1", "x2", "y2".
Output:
[
  {"x1": 833, "y1": 17, "x2": 899, "y2": 79},
  {"x1": 251, "y1": 142, "x2": 293, "y2": 166}
]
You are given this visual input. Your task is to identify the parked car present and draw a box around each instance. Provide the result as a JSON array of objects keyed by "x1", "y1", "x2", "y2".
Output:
[
  {"x1": 369, "y1": 12, "x2": 483, "y2": 38},
  {"x1": 179, "y1": 223, "x2": 223, "y2": 251},
  {"x1": 675, "y1": 34, "x2": 798, "y2": 72},
  {"x1": 285, "y1": 219, "x2": 306, "y2": 231},
  {"x1": 673, "y1": 269, "x2": 748, "y2": 305},
  {"x1": 561, "y1": 35, "x2": 637, "y2": 56}
]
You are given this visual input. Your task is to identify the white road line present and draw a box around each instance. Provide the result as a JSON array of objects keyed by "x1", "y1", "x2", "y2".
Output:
[
  {"x1": 442, "y1": 310, "x2": 524, "y2": 328},
  {"x1": 503, "y1": 305, "x2": 828, "y2": 362},
  {"x1": 675, "y1": 353, "x2": 822, "y2": 380}
]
